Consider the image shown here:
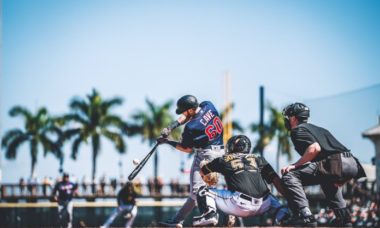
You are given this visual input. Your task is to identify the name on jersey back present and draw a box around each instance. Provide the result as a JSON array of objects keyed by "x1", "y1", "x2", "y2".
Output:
[{"x1": 200, "y1": 110, "x2": 215, "y2": 126}]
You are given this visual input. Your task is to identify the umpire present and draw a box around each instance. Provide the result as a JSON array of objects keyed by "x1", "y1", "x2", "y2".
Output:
[{"x1": 280, "y1": 102, "x2": 366, "y2": 227}]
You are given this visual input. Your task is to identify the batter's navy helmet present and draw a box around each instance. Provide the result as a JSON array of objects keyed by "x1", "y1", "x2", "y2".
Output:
[
  {"x1": 176, "y1": 95, "x2": 199, "y2": 114},
  {"x1": 226, "y1": 135, "x2": 251, "y2": 154}
]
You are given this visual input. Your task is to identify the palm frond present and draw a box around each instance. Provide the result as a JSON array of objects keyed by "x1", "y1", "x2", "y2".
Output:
[
  {"x1": 71, "y1": 137, "x2": 83, "y2": 160},
  {"x1": 102, "y1": 129, "x2": 126, "y2": 153},
  {"x1": 5, "y1": 134, "x2": 29, "y2": 159},
  {"x1": 70, "y1": 99, "x2": 89, "y2": 115},
  {"x1": 9, "y1": 106, "x2": 32, "y2": 120},
  {"x1": 2, "y1": 129, "x2": 24, "y2": 147}
]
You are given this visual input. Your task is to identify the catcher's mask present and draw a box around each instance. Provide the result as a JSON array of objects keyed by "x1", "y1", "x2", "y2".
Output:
[
  {"x1": 226, "y1": 135, "x2": 251, "y2": 154},
  {"x1": 282, "y1": 102, "x2": 310, "y2": 130}
]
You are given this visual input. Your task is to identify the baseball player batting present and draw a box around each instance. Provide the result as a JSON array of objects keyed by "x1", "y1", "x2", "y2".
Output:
[
  {"x1": 157, "y1": 95, "x2": 225, "y2": 227},
  {"x1": 193, "y1": 135, "x2": 290, "y2": 227}
]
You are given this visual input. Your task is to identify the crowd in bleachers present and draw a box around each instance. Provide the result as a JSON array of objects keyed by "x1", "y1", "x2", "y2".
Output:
[{"x1": 315, "y1": 179, "x2": 379, "y2": 227}]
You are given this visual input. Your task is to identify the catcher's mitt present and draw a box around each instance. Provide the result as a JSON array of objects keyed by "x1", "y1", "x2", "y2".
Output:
[
  {"x1": 202, "y1": 172, "x2": 219, "y2": 186},
  {"x1": 200, "y1": 159, "x2": 219, "y2": 186}
]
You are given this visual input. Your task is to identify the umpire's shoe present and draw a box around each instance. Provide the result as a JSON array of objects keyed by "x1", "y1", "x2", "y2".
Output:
[
  {"x1": 282, "y1": 215, "x2": 317, "y2": 227},
  {"x1": 193, "y1": 210, "x2": 219, "y2": 227}
]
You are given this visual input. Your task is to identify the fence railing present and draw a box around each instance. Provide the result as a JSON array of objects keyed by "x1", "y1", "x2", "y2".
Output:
[
  {"x1": 0, "y1": 182, "x2": 193, "y2": 202},
  {"x1": 1, "y1": 179, "x2": 376, "y2": 202}
]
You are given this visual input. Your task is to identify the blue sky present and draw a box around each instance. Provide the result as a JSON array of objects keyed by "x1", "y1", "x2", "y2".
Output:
[{"x1": 1, "y1": 0, "x2": 380, "y2": 183}]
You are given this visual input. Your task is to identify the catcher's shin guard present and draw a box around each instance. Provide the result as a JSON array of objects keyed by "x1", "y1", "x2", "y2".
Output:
[
  {"x1": 196, "y1": 186, "x2": 216, "y2": 214},
  {"x1": 194, "y1": 186, "x2": 218, "y2": 226}
]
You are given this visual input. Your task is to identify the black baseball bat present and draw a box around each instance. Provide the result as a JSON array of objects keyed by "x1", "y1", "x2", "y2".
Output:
[{"x1": 128, "y1": 142, "x2": 160, "y2": 181}]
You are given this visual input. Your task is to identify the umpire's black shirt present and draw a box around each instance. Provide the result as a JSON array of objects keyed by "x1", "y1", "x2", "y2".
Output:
[
  {"x1": 202, "y1": 153, "x2": 277, "y2": 198},
  {"x1": 291, "y1": 123, "x2": 349, "y2": 162}
]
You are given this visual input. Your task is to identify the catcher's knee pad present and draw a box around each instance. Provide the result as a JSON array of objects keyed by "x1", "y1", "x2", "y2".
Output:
[{"x1": 196, "y1": 186, "x2": 216, "y2": 214}]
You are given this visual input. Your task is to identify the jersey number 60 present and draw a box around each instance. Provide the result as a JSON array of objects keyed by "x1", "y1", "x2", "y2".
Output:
[{"x1": 205, "y1": 117, "x2": 223, "y2": 140}]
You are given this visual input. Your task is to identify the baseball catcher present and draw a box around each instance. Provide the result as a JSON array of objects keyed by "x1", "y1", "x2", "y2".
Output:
[{"x1": 193, "y1": 135, "x2": 290, "y2": 227}]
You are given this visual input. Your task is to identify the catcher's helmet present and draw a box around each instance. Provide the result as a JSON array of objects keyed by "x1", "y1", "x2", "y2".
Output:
[
  {"x1": 226, "y1": 135, "x2": 251, "y2": 154},
  {"x1": 282, "y1": 102, "x2": 310, "y2": 120},
  {"x1": 176, "y1": 95, "x2": 199, "y2": 114}
]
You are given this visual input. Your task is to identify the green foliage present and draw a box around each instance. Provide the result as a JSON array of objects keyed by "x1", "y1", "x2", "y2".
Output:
[
  {"x1": 128, "y1": 98, "x2": 179, "y2": 178},
  {"x1": 59, "y1": 89, "x2": 127, "y2": 180},
  {"x1": 250, "y1": 102, "x2": 292, "y2": 171},
  {"x1": 1, "y1": 106, "x2": 63, "y2": 177},
  {"x1": 129, "y1": 98, "x2": 180, "y2": 145}
]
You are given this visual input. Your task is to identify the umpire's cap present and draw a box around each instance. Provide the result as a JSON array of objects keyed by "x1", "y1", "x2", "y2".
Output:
[
  {"x1": 176, "y1": 95, "x2": 199, "y2": 114},
  {"x1": 226, "y1": 135, "x2": 251, "y2": 154},
  {"x1": 282, "y1": 102, "x2": 310, "y2": 120}
]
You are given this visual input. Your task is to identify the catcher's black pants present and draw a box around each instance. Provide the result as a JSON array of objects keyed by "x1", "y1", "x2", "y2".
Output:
[{"x1": 281, "y1": 157, "x2": 357, "y2": 213}]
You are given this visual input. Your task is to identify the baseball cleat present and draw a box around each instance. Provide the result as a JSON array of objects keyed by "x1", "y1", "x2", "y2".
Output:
[{"x1": 193, "y1": 211, "x2": 218, "y2": 227}]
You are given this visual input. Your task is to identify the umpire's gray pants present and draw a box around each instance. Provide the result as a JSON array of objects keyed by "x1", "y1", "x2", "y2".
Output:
[
  {"x1": 282, "y1": 155, "x2": 358, "y2": 213},
  {"x1": 172, "y1": 147, "x2": 225, "y2": 222}
]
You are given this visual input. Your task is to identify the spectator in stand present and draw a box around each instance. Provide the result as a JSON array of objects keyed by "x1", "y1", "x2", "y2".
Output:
[
  {"x1": 315, "y1": 208, "x2": 328, "y2": 225},
  {"x1": 147, "y1": 177, "x2": 154, "y2": 195},
  {"x1": 19, "y1": 178, "x2": 26, "y2": 195},
  {"x1": 155, "y1": 177, "x2": 164, "y2": 195},
  {"x1": 91, "y1": 178, "x2": 97, "y2": 195},
  {"x1": 100, "y1": 175, "x2": 107, "y2": 195},
  {"x1": 170, "y1": 179, "x2": 179, "y2": 195},
  {"x1": 27, "y1": 177, "x2": 37, "y2": 196},
  {"x1": 110, "y1": 178, "x2": 118, "y2": 194},
  {"x1": 82, "y1": 176, "x2": 90, "y2": 194},
  {"x1": 42, "y1": 176, "x2": 52, "y2": 196},
  {"x1": 119, "y1": 175, "x2": 126, "y2": 188}
]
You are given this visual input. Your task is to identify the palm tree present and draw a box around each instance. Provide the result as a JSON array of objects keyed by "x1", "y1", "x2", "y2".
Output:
[
  {"x1": 267, "y1": 105, "x2": 292, "y2": 173},
  {"x1": 59, "y1": 89, "x2": 127, "y2": 180},
  {"x1": 128, "y1": 98, "x2": 180, "y2": 179},
  {"x1": 1, "y1": 106, "x2": 63, "y2": 178},
  {"x1": 250, "y1": 103, "x2": 292, "y2": 172}
]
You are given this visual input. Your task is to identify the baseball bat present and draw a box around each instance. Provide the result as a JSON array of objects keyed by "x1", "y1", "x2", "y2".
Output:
[{"x1": 128, "y1": 142, "x2": 160, "y2": 181}]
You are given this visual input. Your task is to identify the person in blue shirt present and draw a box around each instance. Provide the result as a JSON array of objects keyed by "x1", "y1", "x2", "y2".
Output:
[
  {"x1": 158, "y1": 95, "x2": 225, "y2": 227},
  {"x1": 52, "y1": 173, "x2": 78, "y2": 228}
]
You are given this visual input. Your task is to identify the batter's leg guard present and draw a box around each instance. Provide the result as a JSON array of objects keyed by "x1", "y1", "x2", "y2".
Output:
[
  {"x1": 331, "y1": 207, "x2": 352, "y2": 227},
  {"x1": 193, "y1": 186, "x2": 218, "y2": 227}
]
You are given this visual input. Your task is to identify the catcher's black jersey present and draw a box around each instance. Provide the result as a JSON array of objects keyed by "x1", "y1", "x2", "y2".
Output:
[
  {"x1": 202, "y1": 153, "x2": 277, "y2": 198},
  {"x1": 291, "y1": 123, "x2": 349, "y2": 162}
]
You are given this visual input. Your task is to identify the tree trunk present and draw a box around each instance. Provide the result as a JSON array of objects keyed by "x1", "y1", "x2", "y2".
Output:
[
  {"x1": 92, "y1": 152, "x2": 97, "y2": 181},
  {"x1": 154, "y1": 151, "x2": 158, "y2": 180},
  {"x1": 31, "y1": 161, "x2": 36, "y2": 179}
]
